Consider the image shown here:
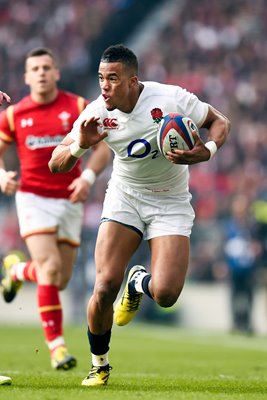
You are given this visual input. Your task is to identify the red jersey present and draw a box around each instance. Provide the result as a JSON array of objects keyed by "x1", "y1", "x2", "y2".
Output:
[{"x1": 0, "y1": 90, "x2": 88, "y2": 199}]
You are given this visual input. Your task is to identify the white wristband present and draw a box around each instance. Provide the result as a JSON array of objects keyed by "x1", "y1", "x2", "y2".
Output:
[
  {"x1": 69, "y1": 141, "x2": 88, "y2": 158},
  {"x1": 81, "y1": 168, "x2": 96, "y2": 186},
  {"x1": 205, "y1": 141, "x2": 217, "y2": 159}
]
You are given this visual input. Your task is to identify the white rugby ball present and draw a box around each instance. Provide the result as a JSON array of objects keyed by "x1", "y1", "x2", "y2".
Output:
[{"x1": 157, "y1": 113, "x2": 199, "y2": 159}]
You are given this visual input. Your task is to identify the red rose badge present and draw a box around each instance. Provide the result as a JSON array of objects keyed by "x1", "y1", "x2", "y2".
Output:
[{"x1": 151, "y1": 108, "x2": 163, "y2": 123}]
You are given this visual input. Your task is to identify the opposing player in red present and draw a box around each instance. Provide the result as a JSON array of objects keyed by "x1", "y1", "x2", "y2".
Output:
[{"x1": 0, "y1": 48, "x2": 111, "y2": 370}]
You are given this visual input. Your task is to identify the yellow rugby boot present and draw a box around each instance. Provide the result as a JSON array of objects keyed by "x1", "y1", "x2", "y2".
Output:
[
  {"x1": 51, "y1": 346, "x2": 77, "y2": 370},
  {"x1": 81, "y1": 365, "x2": 112, "y2": 386},
  {"x1": 114, "y1": 265, "x2": 146, "y2": 326},
  {"x1": 1, "y1": 251, "x2": 25, "y2": 303}
]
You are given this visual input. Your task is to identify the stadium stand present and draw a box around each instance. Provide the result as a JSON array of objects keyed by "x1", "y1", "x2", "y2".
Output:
[{"x1": 0, "y1": 0, "x2": 267, "y2": 324}]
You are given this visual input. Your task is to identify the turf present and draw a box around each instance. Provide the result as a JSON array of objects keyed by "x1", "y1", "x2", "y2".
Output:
[{"x1": 0, "y1": 323, "x2": 267, "y2": 399}]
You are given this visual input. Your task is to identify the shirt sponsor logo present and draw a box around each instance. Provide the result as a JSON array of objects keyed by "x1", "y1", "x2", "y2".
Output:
[{"x1": 25, "y1": 135, "x2": 65, "y2": 149}]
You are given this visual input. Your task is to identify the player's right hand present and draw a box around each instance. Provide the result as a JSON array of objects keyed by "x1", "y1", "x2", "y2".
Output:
[
  {"x1": 0, "y1": 170, "x2": 18, "y2": 195},
  {"x1": 78, "y1": 117, "x2": 108, "y2": 148}
]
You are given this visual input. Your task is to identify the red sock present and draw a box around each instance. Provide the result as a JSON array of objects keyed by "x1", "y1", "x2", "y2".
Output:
[
  {"x1": 11, "y1": 261, "x2": 37, "y2": 282},
  {"x1": 37, "y1": 284, "x2": 63, "y2": 342},
  {"x1": 22, "y1": 261, "x2": 37, "y2": 281}
]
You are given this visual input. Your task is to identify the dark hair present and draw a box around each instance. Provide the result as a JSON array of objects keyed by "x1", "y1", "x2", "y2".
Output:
[
  {"x1": 25, "y1": 47, "x2": 58, "y2": 71},
  {"x1": 100, "y1": 44, "x2": 138, "y2": 75},
  {"x1": 26, "y1": 47, "x2": 55, "y2": 60}
]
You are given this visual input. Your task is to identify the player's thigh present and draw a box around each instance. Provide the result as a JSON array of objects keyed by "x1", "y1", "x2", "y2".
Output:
[
  {"x1": 95, "y1": 221, "x2": 142, "y2": 286},
  {"x1": 16, "y1": 192, "x2": 59, "y2": 238},
  {"x1": 149, "y1": 235, "x2": 190, "y2": 291},
  {"x1": 58, "y1": 242, "x2": 77, "y2": 283},
  {"x1": 25, "y1": 234, "x2": 61, "y2": 277}
]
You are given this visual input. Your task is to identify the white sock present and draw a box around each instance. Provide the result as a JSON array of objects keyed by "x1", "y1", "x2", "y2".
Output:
[
  {"x1": 12, "y1": 262, "x2": 26, "y2": 281},
  {"x1": 47, "y1": 336, "x2": 65, "y2": 351},
  {"x1": 92, "y1": 352, "x2": 109, "y2": 367},
  {"x1": 133, "y1": 271, "x2": 150, "y2": 293}
]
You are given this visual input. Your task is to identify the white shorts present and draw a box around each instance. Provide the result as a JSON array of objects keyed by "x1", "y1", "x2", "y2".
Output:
[
  {"x1": 15, "y1": 191, "x2": 83, "y2": 246},
  {"x1": 101, "y1": 181, "x2": 195, "y2": 240}
]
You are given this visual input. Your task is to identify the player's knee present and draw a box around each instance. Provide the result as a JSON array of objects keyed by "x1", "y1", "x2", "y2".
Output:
[
  {"x1": 45, "y1": 267, "x2": 58, "y2": 283},
  {"x1": 154, "y1": 293, "x2": 177, "y2": 308},
  {"x1": 57, "y1": 277, "x2": 69, "y2": 290},
  {"x1": 153, "y1": 287, "x2": 182, "y2": 308},
  {"x1": 40, "y1": 259, "x2": 63, "y2": 286},
  {"x1": 95, "y1": 280, "x2": 119, "y2": 307}
]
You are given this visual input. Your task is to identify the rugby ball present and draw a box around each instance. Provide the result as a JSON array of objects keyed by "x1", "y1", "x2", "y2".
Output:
[{"x1": 157, "y1": 113, "x2": 199, "y2": 158}]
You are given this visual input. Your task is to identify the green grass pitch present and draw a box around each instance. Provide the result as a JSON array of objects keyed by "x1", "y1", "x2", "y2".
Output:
[{"x1": 0, "y1": 323, "x2": 267, "y2": 399}]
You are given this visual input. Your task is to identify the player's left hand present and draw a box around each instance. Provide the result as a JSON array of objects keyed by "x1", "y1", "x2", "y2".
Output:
[
  {"x1": 68, "y1": 176, "x2": 91, "y2": 203},
  {"x1": 166, "y1": 131, "x2": 211, "y2": 165}
]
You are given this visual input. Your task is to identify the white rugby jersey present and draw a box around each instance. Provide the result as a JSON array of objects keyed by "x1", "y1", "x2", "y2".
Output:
[{"x1": 69, "y1": 81, "x2": 209, "y2": 194}]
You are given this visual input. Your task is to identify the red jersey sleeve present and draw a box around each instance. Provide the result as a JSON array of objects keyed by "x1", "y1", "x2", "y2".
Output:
[{"x1": 0, "y1": 105, "x2": 15, "y2": 143}]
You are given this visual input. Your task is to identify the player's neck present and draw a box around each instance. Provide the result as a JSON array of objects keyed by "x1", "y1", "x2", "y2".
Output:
[
  {"x1": 30, "y1": 88, "x2": 59, "y2": 104},
  {"x1": 121, "y1": 82, "x2": 144, "y2": 113}
]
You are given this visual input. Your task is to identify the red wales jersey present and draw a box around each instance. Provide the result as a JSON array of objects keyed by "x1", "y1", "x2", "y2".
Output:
[{"x1": 0, "y1": 90, "x2": 88, "y2": 198}]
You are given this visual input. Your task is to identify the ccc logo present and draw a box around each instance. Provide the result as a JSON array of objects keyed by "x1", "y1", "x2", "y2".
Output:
[{"x1": 103, "y1": 118, "x2": 118, "y2": 129}]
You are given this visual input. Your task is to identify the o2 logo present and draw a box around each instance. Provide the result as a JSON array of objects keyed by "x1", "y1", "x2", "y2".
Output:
[{"x1": 127, "y1": 139, "x2": 159, "y2": 159}]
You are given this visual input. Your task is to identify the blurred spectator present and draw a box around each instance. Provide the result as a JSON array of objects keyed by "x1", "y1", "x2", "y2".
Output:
[
  {"x1": 223, "y1": 194, "x2": 261, "y2": 334},
  {"x1": 251, "y1": 187, "x2": 267, "y2": 294}
]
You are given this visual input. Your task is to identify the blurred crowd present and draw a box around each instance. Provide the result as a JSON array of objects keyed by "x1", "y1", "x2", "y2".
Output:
[
  {"x1": 0, "y1": 0, "x2": 134, "y2": 99},
  {"x1": 139, "y1": 0, "x2": 267, "y2": 332},
  {"x1": 139, "y1": 0, "x2": 267, "y2": 283},
  {"x1": 0, "y1": 0, "x2": 267, "y2": 330}
]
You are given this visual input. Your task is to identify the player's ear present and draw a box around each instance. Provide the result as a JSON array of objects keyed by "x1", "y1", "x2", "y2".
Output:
[
  {"x1": 129, "y1": 75, "x2": 138, "y2": 88},
  {"x1": 24, "y1": 72, "x2": 29, "y2": 86},
  {"x1": 56, "y1": 68, "x2": 61, "y2": 81},
  {"x1": 55, "y1": 67, "x2": 60, "y2": 82}
]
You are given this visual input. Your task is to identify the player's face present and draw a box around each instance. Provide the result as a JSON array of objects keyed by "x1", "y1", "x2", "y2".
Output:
[
  {"x1": 24, "y1": 55, "x2": 60, "y2": 96},
  {"x1": 98, "y1": 62, "x2": 138, "y2": 113}
]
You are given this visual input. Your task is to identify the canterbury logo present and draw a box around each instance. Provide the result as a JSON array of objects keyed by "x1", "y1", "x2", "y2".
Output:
[{"x1": 103, "y1": 118, "x2": 118, "y2": 129}]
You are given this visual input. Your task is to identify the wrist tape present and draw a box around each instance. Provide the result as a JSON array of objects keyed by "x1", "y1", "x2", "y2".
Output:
[
  {"x1": 205, "y1": 141, "x2": 217, "y2": 159},
  {"x1": 81, "y1": 168, "x2": 96, "y2": 185},
  {"x1": 69, "y1": 141, "x2": 88, "y2": 158}
]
